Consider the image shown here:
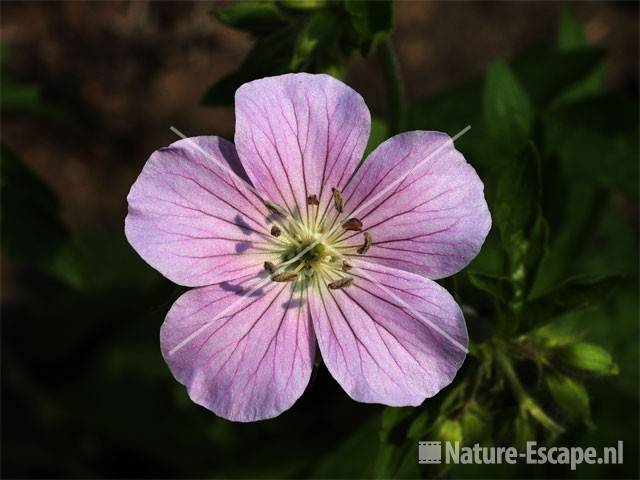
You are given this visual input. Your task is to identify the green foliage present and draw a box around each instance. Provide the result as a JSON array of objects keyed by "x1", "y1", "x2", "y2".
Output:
[
  {"x1": 546, "y1": 374, "x2": 592, "y2": 426},
  {"x1": 494, "y1": 143, "x2": 548, "y2": 319},
  {"x1": 401, "y1": 8, "x2": 636, "y2": 477},
  {"x1": 213, "y1": 1, "x2": 288, "y2": 36},
  {"x1": 519, "y1": 275, "x2": 621, "y2": 332},
  {"x1": 557, "y1": 342, "x2": 620, "y2": 377},
  {"x1": 344, "y1": 0, "x2": 394, "y2": 56},
  {"x1": 4, "y1": 5, "x2": 638, "y2": 479},
  {"x1": 483, "y1": 61, "x2": 533, "y2": 151},
  {"x1": 204, "y1": 1, "x2": 394, "y2": 105},
  {"x1": 0, "y1": 144, "x2": 68, "y2": 266}
]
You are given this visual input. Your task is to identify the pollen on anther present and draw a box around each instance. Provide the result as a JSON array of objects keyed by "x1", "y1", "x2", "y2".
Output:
[
  {"x1": 270, "y1": 225, "x2": 281, "y2": 237},
  {"x1": 342, "y1": 218, "x2": 363, "y2": 231},
  {"x1": 341, "y1": 260, "x2": 352, "y2": 272},
  {"x1": 357, "y1": 232, "x2": 372, "y2": 254},
  {"x1": 328, "y1": 277, "x2": 353, "y2": 289},
  {"x1": 264, "y1": 261, "x2": 276, "y2": 273},
  {"x1": 272, "y1": 271, "x2": 298, "y2": 282},
  {"x1": 332, "y1": 188, "x2": 343, "y2": 213},
  {"x1": 307, "y1": 194, "x2": 319, "y2": 206}
]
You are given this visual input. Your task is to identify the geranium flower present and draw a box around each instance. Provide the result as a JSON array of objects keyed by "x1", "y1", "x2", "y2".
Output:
[{"x1": 125, "y1": 73, "x2": 491, "y2": 422}]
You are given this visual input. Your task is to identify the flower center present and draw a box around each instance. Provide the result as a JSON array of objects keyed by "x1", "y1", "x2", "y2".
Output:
[{"x1": 263, "y1": 190, "x2": 371, "y2": 289}]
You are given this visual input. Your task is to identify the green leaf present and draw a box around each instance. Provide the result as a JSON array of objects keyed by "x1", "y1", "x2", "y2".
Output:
[
  {"x1": 495, "y1": 143, "x2": 548, "y2": 307},
  {"x1": 546, "y1": 374, "x2": 592, "y2": 426},
  {"x1": 280, "y1": 0, "x2": 326, "y2": 10},
  {"x1": 495, "y1": 144, "x2": 540, "y2": 240},
  {"x1": 513, "y1": 46, "x2": 605, "y2": 106},
  {"x1": 311, "y1": 417, "x2": 379, "y2": 479},
  {"x1": 214, "y1": 1, "x2": 287, "y2": 36},
  {"x1": 557, "y1": 8, "x2": 587, "y2": 51},
  {"x1": 557, "y1": 342, "x2": 619, "y2": 376},
  {"x1": 345, "y1": 0, "x2": 394, "y2": 56},
  {"x1": 551, "y1": 7, "x2": 607, "y2": 106},
  {"x1": 48, "y1": 231, "x2": 163, "y2": 293},
  {"x1": 483, "y1": 60, "x2": 533, "y2": 151},
  {"x1": 543, "y1": 95, "x2": 638, "y2": 196},
  {"x1": 468, "y1": 271, "x2": 513, "y2": 302},
  {"x1": 201, "y1": 27, "x2": 296, "y2": 105},
  {"x1": 520, "y1": 275, "x2": 622, "y2": 331},
  {"x1": 0, "y1": 144, "x2": 67, "y2": 267},
  {"x1": 290, "y1": 10, "x2": 342, "y2": 70},
  {"x1": 372, "y1": 407, "x2": 421, "y2": 479}
]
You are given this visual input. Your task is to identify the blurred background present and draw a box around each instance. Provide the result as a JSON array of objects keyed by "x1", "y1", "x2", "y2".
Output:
[{"x1": 1, "y1": 1, "x2": 638, "y2": 478}]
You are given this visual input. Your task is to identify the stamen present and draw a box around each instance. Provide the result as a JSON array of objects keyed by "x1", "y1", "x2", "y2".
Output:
[
  {"x1": 341, "y1": 260, "x2": 352, "y2": 272},
  {"x1": 264, "y1": 201, "x2": 287, "y2": 217},
  {"x1": 332, "y1": 188, "x2": 343, "y2": 213},
  {"x1": 357, "y1": 232, "x2": 372, "y2": 254},
  {"x1": 270, "y1": 226, "x2": 282, "y2": 237},
  {"x1": 264, "y1": 261, "x2": 276, "y2": 273},
  {"x1": 328, "y1": 277, "x2": 353, "y2": 289},
  {"x1": 271, "y1": 271, "x2": 299, "y2": 282},
  {"x1": 307, "y1": 194, "x2": 319, "y2": 206},
  {"x1": 342, "y1": 218, "x2": 363, "y2": 231}
]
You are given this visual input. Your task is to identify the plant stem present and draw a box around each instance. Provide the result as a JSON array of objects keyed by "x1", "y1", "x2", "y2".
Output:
[
  {"x1": 378, "y1": 37, "x2": 407, "y2": 135},
  {"x1": 496, "y1": 347, "x2": 564, "y2": 434}
]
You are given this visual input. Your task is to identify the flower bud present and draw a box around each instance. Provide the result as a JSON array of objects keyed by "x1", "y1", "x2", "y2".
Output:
[
  {"x1": 546, "y1": 374, "x2": 591, "y2": 426},
  {"x1": 435, "y1": 419, "x2": 462, "y2": 444},
  {"x1": 557, "y1": 342, "x2": 619, "y2": 376}
]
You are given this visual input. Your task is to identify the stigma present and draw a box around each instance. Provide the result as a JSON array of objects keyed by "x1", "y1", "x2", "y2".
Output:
[{"x1": 260, "y1": 195, "x2": 368, "y2": 290}]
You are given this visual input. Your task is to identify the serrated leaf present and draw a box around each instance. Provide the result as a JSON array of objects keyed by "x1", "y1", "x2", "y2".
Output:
[
  {"x1": 345, "y1": 0, "x2": 394, "y2": 56},
  {"x1": 214, "y1": 1, "x2": 287, "y2": 36},
  {"x1": 483, "y1": 60, "x2": 533, "y2": 151},
  {"x1": 520, "y1": 275, "x2": 622, "y2": 331}
]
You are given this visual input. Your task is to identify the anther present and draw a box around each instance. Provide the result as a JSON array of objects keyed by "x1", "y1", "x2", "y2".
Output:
[
  {"x1": 332, "y1": 188, "x2": 343, "y2": 213},
  {"x1": 307, "y1": 194, "x2": 319, "y2": 206},
  {"x1": 270, "y1": 226, "x2": 281, "y2": 237},
  {"x1": 341, "y1": 218, "x2": 363, "y2": 231},
  {"x1": 328, "y1": 277, "x2": 353, "y2": 289},
  {"x1": 271, "y1": 272, "x2": 299, "y2": 282},
  {"x1": 264, "y1": 261, "x2": 276, "y2": 273},
  {"x1": 341, "y1": 260, "x2": 352, "y2": 272},
  {"x1": 264, "y1": 201, "x2": 287, "y2": 217},
  {"x1": 357, "y1": 232, "x2": 372, "y2": 254}
]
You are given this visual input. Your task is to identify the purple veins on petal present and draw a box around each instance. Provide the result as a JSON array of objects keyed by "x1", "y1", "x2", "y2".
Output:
[{"x1": 125, "y1": 73, "x2": 491, "y2": 422}]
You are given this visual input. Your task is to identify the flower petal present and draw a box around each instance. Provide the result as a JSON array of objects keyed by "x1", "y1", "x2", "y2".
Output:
[
  {"x1": 336, "y1": 131, "x2": 491, "y2": 279},
  {"x1": 161, "y1": 274, "x2": 315, "y2": 422},
  {"x1": 126, "y1": 136, "x2": 279, "y2": 287},
  {"x1": 309, "y1": 261, "x2": 467, "y2": 406},
  {"x1": 234, "y1": 73, "x2": 370, "y2": 224}
]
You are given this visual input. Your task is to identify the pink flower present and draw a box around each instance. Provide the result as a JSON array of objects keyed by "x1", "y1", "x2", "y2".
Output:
[{"x1": 125, "y1": 73, "x2": 491, "y2": 422}]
